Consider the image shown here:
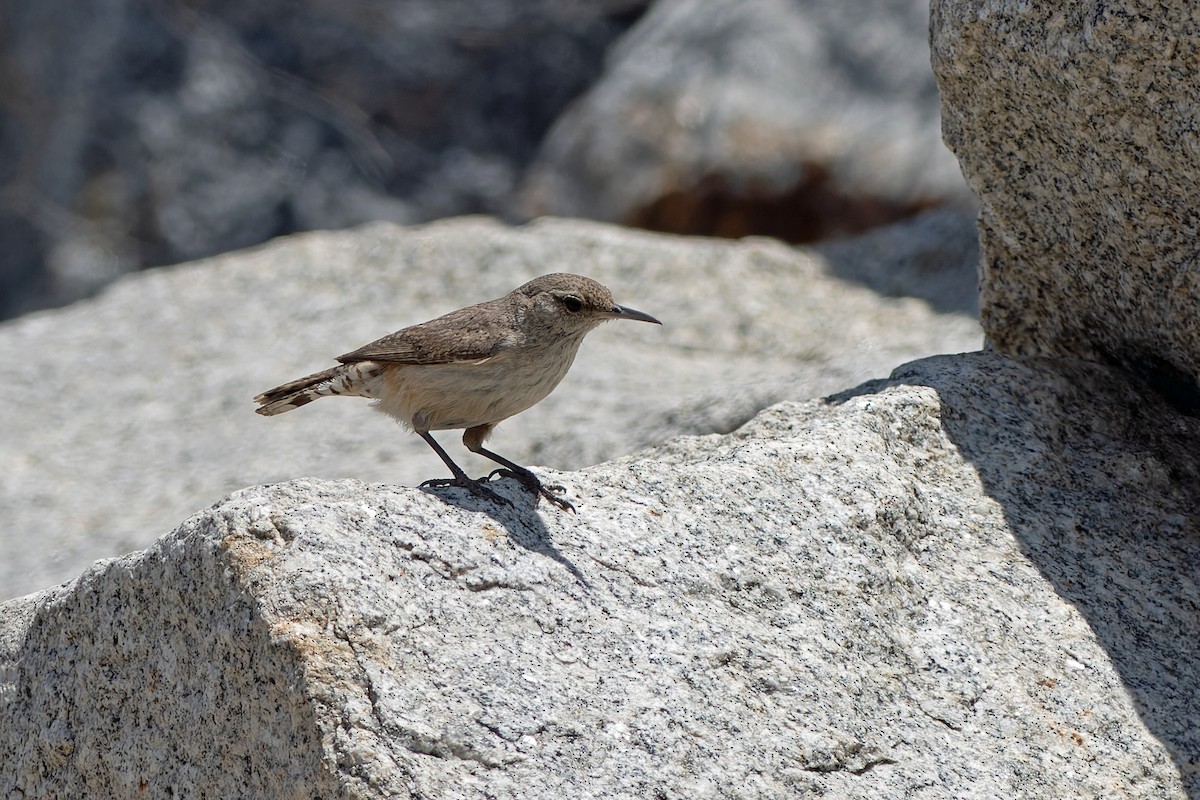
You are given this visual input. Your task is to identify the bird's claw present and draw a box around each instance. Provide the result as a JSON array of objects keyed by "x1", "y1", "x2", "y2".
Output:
[
  {"x1": 486, "y1": 468, "x2": 575, "y2": 513},
  {"x1": 541, "y1": 491, "x2": 576, "y2": 513},
  {"x1": 420, "y1": 476, "x2": 513, "y2": 507}
]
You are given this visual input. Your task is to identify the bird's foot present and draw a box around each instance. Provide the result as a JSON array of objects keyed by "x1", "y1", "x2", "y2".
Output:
[
  {"x1": 420, "y1": 475, "x2": 513, "y2": 508},
  {"x1": 487, "y1": 468, "x2": 576, "y2": 513}
]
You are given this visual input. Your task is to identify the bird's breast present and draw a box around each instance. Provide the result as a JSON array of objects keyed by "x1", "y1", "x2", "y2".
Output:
[{"x1": 372, "y1": 336, "x2": 586, "y2": 431}]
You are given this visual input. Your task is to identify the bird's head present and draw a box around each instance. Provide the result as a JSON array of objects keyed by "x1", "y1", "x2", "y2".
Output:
[{"x1": 517, "y1": 273, "x2": 661, "y2": 338}]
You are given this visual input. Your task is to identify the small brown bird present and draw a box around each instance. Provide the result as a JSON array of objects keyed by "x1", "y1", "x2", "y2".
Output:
[{"x1": 254, "y1": 273, "x2": 661, "y2": 511}]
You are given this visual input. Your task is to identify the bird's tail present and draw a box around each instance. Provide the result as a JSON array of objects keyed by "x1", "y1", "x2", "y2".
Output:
[{"x1": 253, "y1": 363, "x2": 384, "y2": 416}]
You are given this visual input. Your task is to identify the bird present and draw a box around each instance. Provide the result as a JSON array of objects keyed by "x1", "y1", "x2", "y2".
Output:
[{"x1": 253, "y1": 273, "x2": 661, "y2": 512}]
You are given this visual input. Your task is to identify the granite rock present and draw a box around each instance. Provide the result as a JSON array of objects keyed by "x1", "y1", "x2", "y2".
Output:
[
  {"x1": 930, "y1": 0, "x2": 1200, "y2": 407},
  {"x1": 2, "y1": 351, "x2": 1196, "y2": 798},
  {"x1": 0, "y1": 214, "x2": 980, "y2": 601},
  {"x1": 521, "y1": 0, "x2": 974, "y2": 241}
]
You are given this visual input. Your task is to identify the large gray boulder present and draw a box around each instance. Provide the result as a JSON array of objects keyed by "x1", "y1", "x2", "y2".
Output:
[
  {"x1": 2, "y1": 352, "x2": 1195, "y2": 798},
  {"x1": 0, "y1": 213, "x2": 980, "y2": 601},
  {"x1": 522, "y1": 0, "x2": 974, "y2": 240},
  {"x1": 931, "y1": 1, "x2": 1200, "y2": 405}
]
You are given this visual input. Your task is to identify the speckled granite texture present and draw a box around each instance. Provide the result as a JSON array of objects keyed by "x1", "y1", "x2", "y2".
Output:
[{"x1": 931, "y1": 1, "x2": 1200, "y2": 404}]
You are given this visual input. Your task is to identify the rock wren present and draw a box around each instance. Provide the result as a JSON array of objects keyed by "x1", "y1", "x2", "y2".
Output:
[{"x1": 254, "y1": 273, "x2": 661, "y2": 511}]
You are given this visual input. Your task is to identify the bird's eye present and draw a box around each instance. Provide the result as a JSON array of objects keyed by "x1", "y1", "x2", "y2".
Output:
[{"x1": 561, "y1": 295, "x2": 584, "y2": 312}]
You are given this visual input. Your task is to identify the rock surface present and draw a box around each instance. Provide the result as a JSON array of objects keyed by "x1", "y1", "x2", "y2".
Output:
[
  {"x1": 0, "y1": 213, "x2": 980, "y2": 601},
  {"x1": 931, "y1": 1, "x2": 1200, "y2": 407},
  {"x1": 522, "y1": 0, "x2": 974, "y2": 242},
  {"x1": 2, "y1": 352, "x2": 1196, "y2": 798}
]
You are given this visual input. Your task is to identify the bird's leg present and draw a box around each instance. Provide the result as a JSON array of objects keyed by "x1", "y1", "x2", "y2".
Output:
[
  {"x1": 417, "y1": 431, "x2": 512, "y2": 508},
  {"x1": 463, "y1": 434, "x2": 575, "y2": 513}
]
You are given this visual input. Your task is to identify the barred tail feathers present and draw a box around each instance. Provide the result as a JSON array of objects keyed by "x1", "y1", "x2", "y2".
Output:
[{"x1": 253, "y1": 363, "x2": 384, "y2": 416}]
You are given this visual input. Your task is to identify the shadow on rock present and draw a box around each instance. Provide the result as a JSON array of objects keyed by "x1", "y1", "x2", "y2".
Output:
[
  {"x1": 421, "y1": 477, "x2": 589, "y2": 587},
  {"x1": 834, "y1": 351, "x2": 1200, "y2": 795}
]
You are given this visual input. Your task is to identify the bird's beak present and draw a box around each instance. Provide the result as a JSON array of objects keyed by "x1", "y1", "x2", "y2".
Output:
[{"x1": 605, "y1": 304, "x2": 662, "y2": 325}]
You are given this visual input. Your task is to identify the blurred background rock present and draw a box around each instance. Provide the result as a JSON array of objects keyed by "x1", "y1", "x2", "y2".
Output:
[
  {"x1": 0, "y1": 0, "x2": 971, "y2": 319},
  {"x1": 0, "y1": 0, "x2": 644, "y2": 316}
]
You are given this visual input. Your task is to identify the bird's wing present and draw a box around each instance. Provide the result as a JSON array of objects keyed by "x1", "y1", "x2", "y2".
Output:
[{"x1": 336, "y1": 302, "x2": 517, "y2": 365}]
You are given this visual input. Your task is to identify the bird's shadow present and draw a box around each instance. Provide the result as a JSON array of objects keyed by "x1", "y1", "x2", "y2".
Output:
[{"x1": 420, "y1": 477, "x2": 590, "y2": 588}]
